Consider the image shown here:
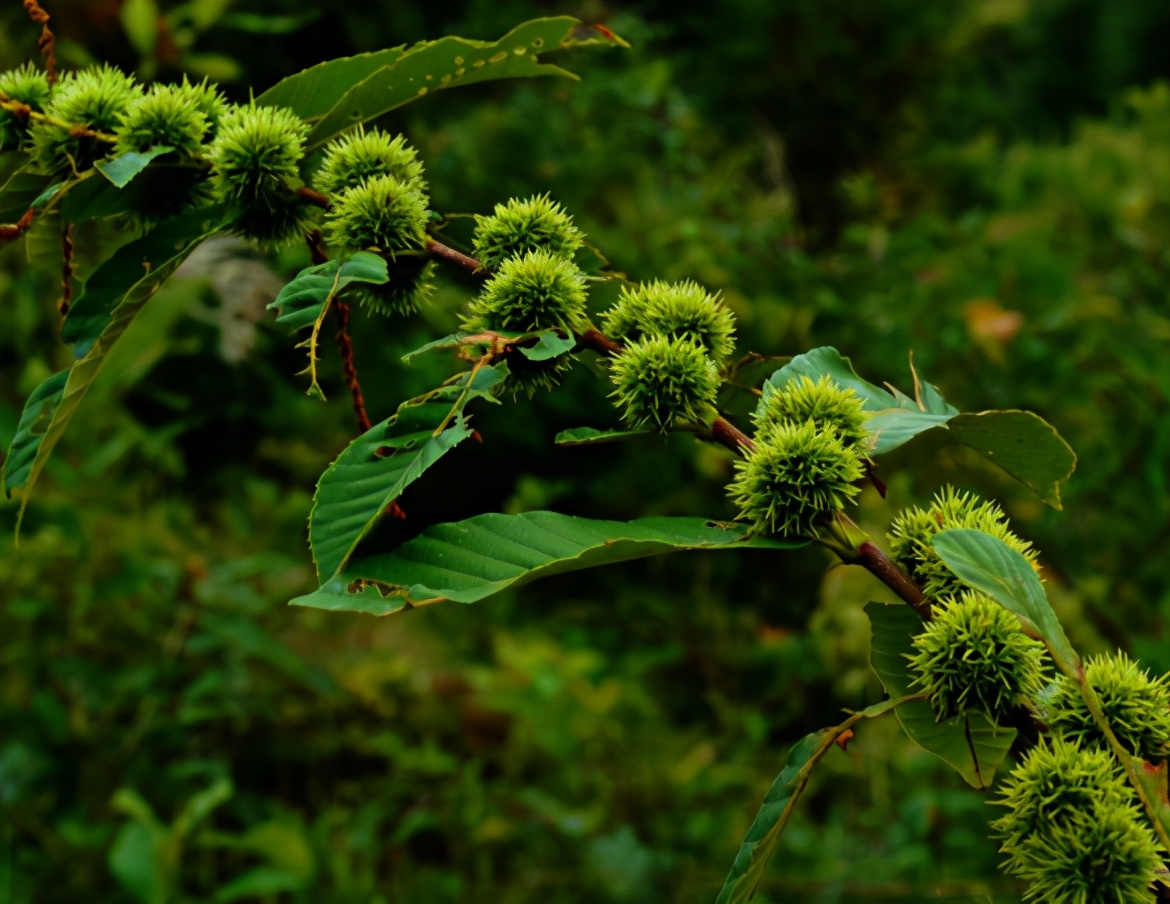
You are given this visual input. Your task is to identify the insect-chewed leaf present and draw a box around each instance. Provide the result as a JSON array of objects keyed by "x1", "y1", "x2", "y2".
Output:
[
  {"x1": 290, "y1": 17, "x2": 627, "y2": 151},
  {"x1": 268, "y1": 252, "x2": 389, "y2": 332},
  {"x1": 308, "y1": 366, "x2": 504, "y2": 582},
  {"x1": 292, "y1": 513, "x2": 803, "y2": 615},
  {"x1": 865, "y1": 601, "x2": 1016, "y2": 789},
  {"x1": 518, "y1": 330, "x2": 576, "y2": 361}
]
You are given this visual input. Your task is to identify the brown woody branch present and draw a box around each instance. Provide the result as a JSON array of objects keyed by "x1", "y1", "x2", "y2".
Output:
[{"x1": 404, "y1": 247, "x2": 930, "y2": 611}]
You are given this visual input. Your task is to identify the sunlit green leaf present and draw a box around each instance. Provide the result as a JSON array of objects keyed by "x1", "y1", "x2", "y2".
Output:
[
  {"x1": 268, "y1": 252, "x2": 388, "y2": 332},
  {"x1": 293, "y1": 513, "x2": 803, "y2": 615},
  {"x1": 932, "y1": 529, "x2": 1079, "y2": 675},
  {"x1": 94, "y1": 146, "x2": 174, "y2": 189}
]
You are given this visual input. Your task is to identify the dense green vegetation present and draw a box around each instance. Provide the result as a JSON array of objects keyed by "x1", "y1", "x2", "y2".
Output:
[{"x1": 2, "y1": 1, "x2": 1168, "y2": 901}]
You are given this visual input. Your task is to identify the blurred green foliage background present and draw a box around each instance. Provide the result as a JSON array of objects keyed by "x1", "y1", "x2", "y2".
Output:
[{"x1": 1, "y1": 1, "x2": 1168, "y2": 901}]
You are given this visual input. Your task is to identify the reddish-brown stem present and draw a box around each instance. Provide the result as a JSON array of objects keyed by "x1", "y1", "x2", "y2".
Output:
[
  {"x1": 858, "y1": 541, "x2": 931, "y2": 618},
  {"x1": 422, "y1": 236, "x2": 928, "y2": 612},
  {"x1": 58, "y1": 222, "x2": 74, "y2": 316},
  {"x1": 0, "y1": 206, "x2": 36, "y2": 244},
  {"x1": 710, "y1": 417, "x2": 756, "y2": 455},
  {"x1": 297, "y1": 186, "x2": 332, "y2": 210},
  {"x1": 333, "y1": 300, "x2": 371, "y2": 434},
  {"x1": 576, "y1": 327, "x2": 623, "y2": 357},
  {"x1": 23, "y1": 0, "x2": 57, "y2": 86},
  {"x1": 425, "y1": 239, "x2": 483, "y2": 274},
  {"x1": 305, "y1": 229, "x2": 329, "y2": 265}
]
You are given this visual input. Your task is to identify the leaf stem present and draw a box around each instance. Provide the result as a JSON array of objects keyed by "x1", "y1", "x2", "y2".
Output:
[{"x1": 1078, "y1": 680, "x2": 1170, "y2": 851}]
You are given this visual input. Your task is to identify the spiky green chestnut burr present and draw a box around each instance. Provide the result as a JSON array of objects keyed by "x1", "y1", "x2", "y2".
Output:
[
  {"x1": 0, "y1": 64, "x2": 52, "y2": 151},
  {"x1": 462, "y1": 250, "x2": 589, "y2": 394},
  {"x1": 471, "y1": 194, "x2": 583, "y2": 269},
  {"x1": 208, "y1": 104, "x2": 311, "y2": 245},
  {"x1": 728, "y1": 420, "x2": 864, "y2": 538},
  {"x1": 907, "y1": 591, "x2": 1046, "y2": 722},
  {"x1": 351, "y1": 257, "x2": 436, "y2": 318},
  {"x1": 315, "y1": 128, "x2": 426, "y2": 197},
  {"x1": 888, "y1": 486, "x2": 1038, "y2": 601},
  {"x1": 601, "y1": 280, "x2": 736, "y2": 362},
  {"x1": 1006, "y1": 808, "x2": 1163, "y2": 904},
  {"x1": 464, "y1": 250, "x2": 588, "y2": 334},
  {"x1": 30, "y1": 65, "x2": 141, "y2": 175},
  {"x1": 114, "y1": 83, "x2": 218, "y2": 226},
  {"x1": 325, "y1": 175, "x2": 428, "y2": 257},
  {"x1": 756, "y1": 375, "x2": 869, "y2": 450},
  {"x1": 116, "y1": 84, "x2": 210, "y2": 155},
  {"x1": 991, "y1": 739, "x2": 1162, "y2": 904},
  {"x1": 174, "y1": 77, "x2": 228, "y2": 135},
  {"x1": 1046, "y1": 651, "x2": 1170, "y2": 763},
  {"x1": 609, "y1": 335, "x2": 721, "y2": 431}
]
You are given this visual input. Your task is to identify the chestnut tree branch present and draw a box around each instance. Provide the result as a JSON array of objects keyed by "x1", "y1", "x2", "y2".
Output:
[{"x1": 422, "y1": 237, "x2": 928, "y2": 611}]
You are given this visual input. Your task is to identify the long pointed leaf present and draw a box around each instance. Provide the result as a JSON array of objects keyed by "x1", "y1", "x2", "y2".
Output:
[
  {"x1": 931, "y1": 529, "x2": 1078, "y2": 675},
  {"x1": 62, "y1": 205, "x2": 234, "y2": 350},
  {"x1": 302, "y1": 18, "x2": 627, "y2": 151},
  {"x1": 294, "y1": 513, "x2": 803, "y2": 615},
  {"x1": 1, "y1": 369, "x2": 68, "y2": 494},
  {"x1": 13, "y1": 206, "x2": 234, "y2": 530},
  {"x1": 308, "y1": 366, "x2": 504, "y2": 581},
  {"x1": 714, "y1": 696, "x2": 908, "y2": 904}
]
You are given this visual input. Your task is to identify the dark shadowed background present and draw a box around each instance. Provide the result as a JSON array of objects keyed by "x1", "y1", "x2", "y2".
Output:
[{"x1": 2, "y1": 1, "x2": 1168, "y2": 901}]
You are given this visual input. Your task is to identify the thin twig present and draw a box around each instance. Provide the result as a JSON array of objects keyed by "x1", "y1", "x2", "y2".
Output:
[
  {"x1": 58, "y1": 221, "x2": 74, "y2": 316},
  {"x1": 297, "y1": 186, "x2": 331, "y2": 210},
  {"x1": 22, "y1": 0, "x2": 57, "y2": 86},
  {"x1": 333, "y1": 300, "x2": 371, "y2": 433},
  {"x1": 857, "y1": 541, "x2": 931, "y2": 618},
  {"x1": 0, "y1": 206, "x2": 36, "y2": 244},
  {"x1": 425, "y1": 238, "x2": 483, "y2": 274},
  {"x1": 421, "y1": 238, "x2": 930, "y2": 611},
  {"x1": 0, "y1": 95, "x2": 116, "y2": 142}
]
